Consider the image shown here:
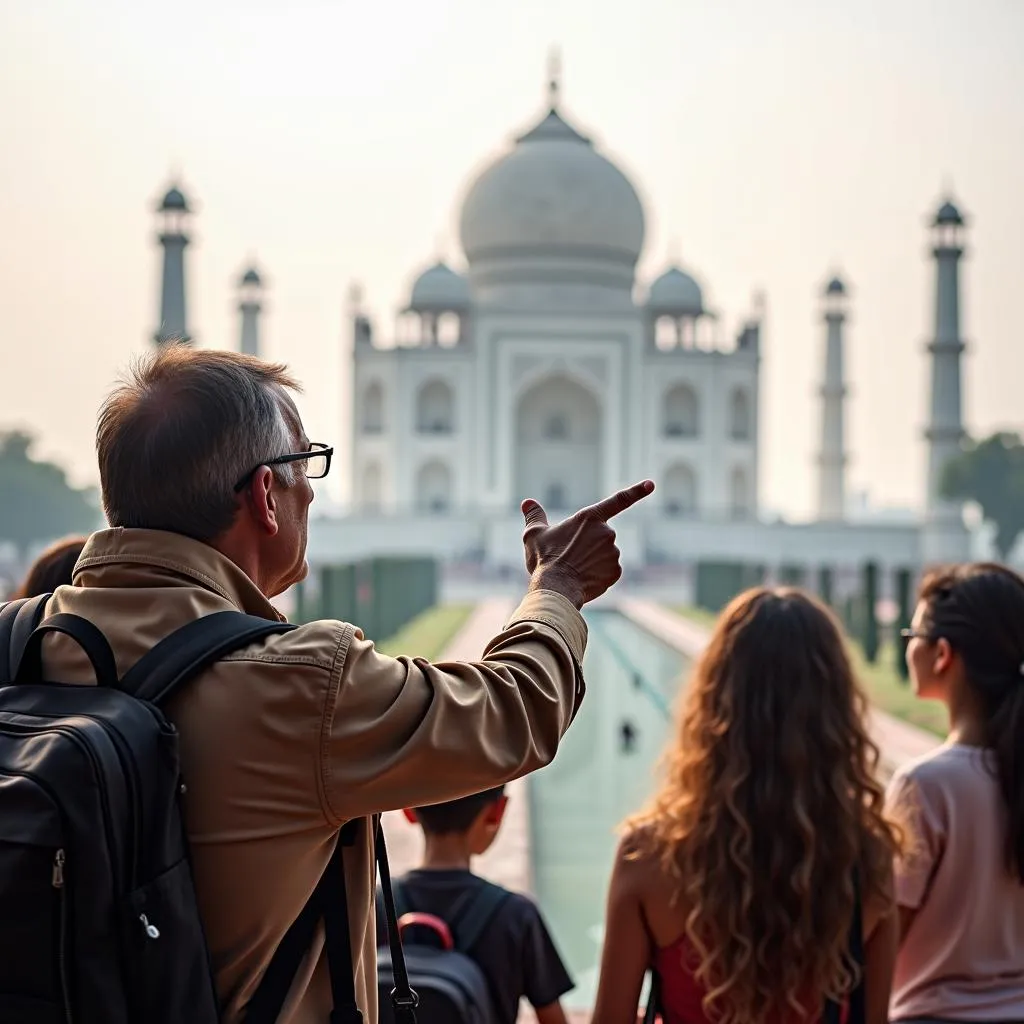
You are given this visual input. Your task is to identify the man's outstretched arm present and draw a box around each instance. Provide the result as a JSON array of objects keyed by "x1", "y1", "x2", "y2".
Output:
[{"x1": 319, "y1": 481, "x2": 654, "y2": 822}]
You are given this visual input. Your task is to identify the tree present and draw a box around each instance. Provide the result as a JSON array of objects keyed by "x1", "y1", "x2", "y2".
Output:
[
  {"x1": 894, "y1": 567, "x2": 912, "y2": 682},
  {"x1": 942, "y1": 432, "x2": 1024, "y2": 559},
  {"x1": 862, "y1": 561, "x2": 879, "y2": 663},
  {"x1": 0, "y1": 431, "x2": 100, "y2": 555}
]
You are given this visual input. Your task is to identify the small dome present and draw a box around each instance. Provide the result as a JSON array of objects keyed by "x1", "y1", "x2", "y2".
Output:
[
  {"x1": 934, "y1": 199, "x2": 964, "y2": 226},
  {"x1": 240, "y1": 267, "x2": 262, "y2": 287},
  {"x1": 647, "y1": 266, "x2": 703, "y2": 316},
  {"x1": 824, "y1": 275, "x2": 846, "y2": 296},
  {"x1": 409, "y1": 261, "x2": 471, "y2": 310},
  {"x1": 160, "y1": 186, "x2": 189, "y2": 212}
]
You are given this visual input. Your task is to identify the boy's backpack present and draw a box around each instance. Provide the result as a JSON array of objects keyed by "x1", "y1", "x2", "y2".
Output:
[
  {"x1": 0, "y1": 595, "x2": 299, "y2": 1024},
  {"x1": 377, "y1": 877, "x2": 510, "y2": 1024}
]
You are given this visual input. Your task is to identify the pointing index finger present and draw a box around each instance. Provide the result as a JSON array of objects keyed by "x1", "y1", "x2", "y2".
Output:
[{"x1": 587, "y1": 480, "x2": 656, "y2": 522}]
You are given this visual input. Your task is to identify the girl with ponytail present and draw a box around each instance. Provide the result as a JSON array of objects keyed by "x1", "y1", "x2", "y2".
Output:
[{"x1": 890, "y1": 562, "x2": 1024, "y2": 1022}]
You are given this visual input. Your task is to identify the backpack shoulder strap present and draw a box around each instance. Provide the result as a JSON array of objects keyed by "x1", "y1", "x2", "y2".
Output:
[
  {"x1": 120, "y1": 610, "x2": 297, "y2": 705},
  {"x1": 0, "y1": 594, "x2": 51, "y2": 681},
  {"x1": 451, "y1": 880, "x2": 512, "y2": 954},
  {"x1": 390, "y1": 877, "x2": 410, "y2": 921}
]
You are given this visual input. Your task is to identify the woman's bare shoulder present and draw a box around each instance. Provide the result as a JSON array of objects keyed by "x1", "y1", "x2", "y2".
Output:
[{"x1": 615, "y1": 825, "x2": 675, "y2": 891}]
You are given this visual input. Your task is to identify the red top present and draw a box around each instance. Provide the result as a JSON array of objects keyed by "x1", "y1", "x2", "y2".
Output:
[{"x1": 654, "y1": 936, "x2": 841, "y2": 1024}]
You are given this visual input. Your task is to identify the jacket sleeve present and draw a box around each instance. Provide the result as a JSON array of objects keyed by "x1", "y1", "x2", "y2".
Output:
[{"x1": 317, "y1": 590, "x2": 587, "y2": 823}]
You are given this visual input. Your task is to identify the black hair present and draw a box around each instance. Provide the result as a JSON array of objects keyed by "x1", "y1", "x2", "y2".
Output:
[
  {"x1": 919, "y1": 562, "x2": 1024, "y2": 883},
  {"x1": 412, "y1": 786, "x2": 506, "y2": 835}
]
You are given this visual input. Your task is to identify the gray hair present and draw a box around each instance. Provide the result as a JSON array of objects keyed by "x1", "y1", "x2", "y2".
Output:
[{"x1": 97, "y1": 343, "x2": 302, "y2": 542}]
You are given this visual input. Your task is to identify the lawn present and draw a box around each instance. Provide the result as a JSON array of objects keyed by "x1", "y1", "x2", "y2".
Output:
[
  {"x1": 672, "y1": 605, "x2": 719, "y2": 632},
  {"x1": 376, "y1": 604, "x2": 474, "y2": 660},
  {"x1": 672, "y1": 606, "x2": 948, "y2": 737}
]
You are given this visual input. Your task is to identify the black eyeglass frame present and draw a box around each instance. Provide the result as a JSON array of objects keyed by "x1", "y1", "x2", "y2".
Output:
[{"x1": 233, "y1": 442, "x2": 333, "y2": 493}]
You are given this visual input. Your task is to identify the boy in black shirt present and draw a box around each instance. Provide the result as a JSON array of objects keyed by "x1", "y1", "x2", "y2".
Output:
[{"x1": 377, "y1": 786, "x2": 573, "y2": 1024}]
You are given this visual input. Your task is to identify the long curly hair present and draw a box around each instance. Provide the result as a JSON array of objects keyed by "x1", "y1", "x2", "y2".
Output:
[{"x1": 626, "y1": 588, "x2": 899, "y2": 1024}]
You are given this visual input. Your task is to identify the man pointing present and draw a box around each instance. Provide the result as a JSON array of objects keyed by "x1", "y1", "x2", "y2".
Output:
[{"x1": 38, "y1": 345, "x2": 654, "y2": 1023}]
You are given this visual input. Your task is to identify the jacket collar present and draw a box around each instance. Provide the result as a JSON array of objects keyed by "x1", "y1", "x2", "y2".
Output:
[{"x1": 73, "y1": 528, "x2": 285, "y2": 621}]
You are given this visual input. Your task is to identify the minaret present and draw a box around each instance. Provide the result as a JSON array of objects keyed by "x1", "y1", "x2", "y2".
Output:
[
  {"x1": 922, "y1": 197, "x2": 970, "y2": 564},
  {"x1": 816, "y1": 275, "x2": 849, "y2": 520},
  {"x1": 238, "y1": 266, "x2": 263, "y2": 357},
  {"x1": 154, "y1": 184, "x2": 191, "y2": 344}
]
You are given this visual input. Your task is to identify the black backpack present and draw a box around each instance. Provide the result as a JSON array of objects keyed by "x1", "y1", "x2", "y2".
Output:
[
  {"x1": 377, "y1": 878, "x2": 510, "y2": 1024},
  {"x1": 0, "y1": 595, "x2": 421, "y2": 1024}
]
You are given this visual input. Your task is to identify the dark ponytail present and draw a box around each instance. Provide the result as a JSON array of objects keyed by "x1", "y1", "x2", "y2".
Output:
[
  {"x1": 987, "y1": 683, "x2": 1024, "y2": 881},
  {"x1": 919, "y1": 562, "x2": 1024, "y2": 884}
]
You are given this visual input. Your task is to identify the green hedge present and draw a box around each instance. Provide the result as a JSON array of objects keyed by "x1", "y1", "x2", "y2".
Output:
[{"x1": 294, "y1": 556, "x2": 439, "y2": 641}]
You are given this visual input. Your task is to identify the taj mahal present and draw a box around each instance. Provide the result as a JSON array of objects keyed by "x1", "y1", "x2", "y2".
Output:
[{"x1": 150, "y1": 63, "x2": 974, "y2": 598}]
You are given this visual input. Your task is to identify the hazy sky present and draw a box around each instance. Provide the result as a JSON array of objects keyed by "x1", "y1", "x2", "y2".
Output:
[{"x1": 1, "y1": 0, "x2": 1021, "y2": 519}]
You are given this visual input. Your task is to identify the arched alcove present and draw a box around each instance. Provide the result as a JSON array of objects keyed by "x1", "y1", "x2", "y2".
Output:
[
  {"x1": 663, "y1": 383, "x2": 699, "y2": 438},
  {"x1": 515, "y1": 375, "x2": 602, "y2": 511},
  {"x1": 362, "y1": 382, "x2": 384, "y2": 433},
  {"x1": 730, "y1": 388, "x2": 751, "y2": 440},
  {"x1": 415, "y1": 460, "x2": 453, "y2": 513},
  {"x1": 663, "y1": 463, "x2": 697, "y2": 516},
  {"x1": 730, "y1": 466, "x2": 751, "y2": 519},
  {"x1": 416, "y1": 379, "x2": 455, "y2": 434},
  {"x1": 362, "y1": 462, "x2": 382, "y2": 512}
]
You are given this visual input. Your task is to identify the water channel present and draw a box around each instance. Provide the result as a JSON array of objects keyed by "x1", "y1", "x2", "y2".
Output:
[{"x1": 528, "y1": 608, "x2": 689, "y2": 1010}]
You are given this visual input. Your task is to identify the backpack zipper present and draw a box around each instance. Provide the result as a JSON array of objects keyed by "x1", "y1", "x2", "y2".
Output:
[
  {"x1": 51, "y1": 848, "x2": 73, "y2": 1024},
  {"x1": 0, "y1": 768, "x2": 74, "y2": 1024},
  {"x1": 0, "y1": 722, "x2": 121, "y2": 886},
  {"x1": 3, "y1": 705, "x2": 145, "y2": 890}
]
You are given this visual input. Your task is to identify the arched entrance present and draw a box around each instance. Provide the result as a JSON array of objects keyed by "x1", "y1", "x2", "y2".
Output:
[
  {"x1": 415, "y1": 460, "x2": 453, "y2": 513},
  {"x1": 515, "y1": 375, "x2": 602, "y2": 511}
]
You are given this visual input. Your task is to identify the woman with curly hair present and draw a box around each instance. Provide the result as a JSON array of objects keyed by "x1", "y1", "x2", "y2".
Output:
[
  {"x1": 888, "y1": 563, "x2": 1024, "y2": 1022},
  {"x1": 592, "y1": 588, "x2": 901, "y2": 1024}
]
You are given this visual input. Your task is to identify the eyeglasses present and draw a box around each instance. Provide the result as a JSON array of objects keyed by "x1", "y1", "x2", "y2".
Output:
[
  {"x1": 233, "y1": 442, "x2": 333, "y2": 493},
  {"x1": 899, "y1": 628, "x2": 931, "y2": 648}
]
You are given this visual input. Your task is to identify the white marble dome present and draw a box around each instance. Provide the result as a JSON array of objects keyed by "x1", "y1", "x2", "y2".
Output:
[
  {"x1": 458, "y1": 102, "x2": 645, "y2": 291},
  {"x1": 647, "y1": 266, "x2": 704, "y2": 315},
  {"x1": 409, "y1": 261, "x2": 471, "y2": 310}
]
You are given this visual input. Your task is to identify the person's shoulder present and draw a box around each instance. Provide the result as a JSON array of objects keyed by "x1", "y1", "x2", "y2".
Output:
[
  {"x1": 892, "y1": 742, "x2": 978, "y2": 789},
  {"x1": 465, "y1": 874, "x2": 539, "y2": 921},
  {"x1": 223, "y1": 617, "x2": 355, "y2": 674},
  {"x1": 613, "y1": 824, "x2": 667, "y2": 887},
  {"x1": 888, "y1": 743, "x2": 991, "y2": 819}
]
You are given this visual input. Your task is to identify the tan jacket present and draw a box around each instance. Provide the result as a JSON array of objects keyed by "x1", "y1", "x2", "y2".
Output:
[{"x1": 40, "y1": 529, "x2": 587, "y2": 1023}]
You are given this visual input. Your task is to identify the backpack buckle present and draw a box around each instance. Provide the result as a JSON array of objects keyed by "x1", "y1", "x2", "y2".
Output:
[{"x1": 390, "y1": 988, "x2": 420, "y2": 1009}]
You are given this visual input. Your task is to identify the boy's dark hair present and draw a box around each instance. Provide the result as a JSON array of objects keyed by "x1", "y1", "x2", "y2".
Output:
[{"x1": 413, "y1": 786, "x2": 506, "y2": 835}]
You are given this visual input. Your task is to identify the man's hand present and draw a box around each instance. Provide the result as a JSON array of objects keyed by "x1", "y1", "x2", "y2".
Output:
[{"x1": 521, "y1": 480, "x2": 655, "y2": 609}]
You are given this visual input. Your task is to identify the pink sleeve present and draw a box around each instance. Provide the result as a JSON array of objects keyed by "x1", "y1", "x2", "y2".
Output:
[{"x1": 886, "y1": 770, "x2": 944, "y2": 910}]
